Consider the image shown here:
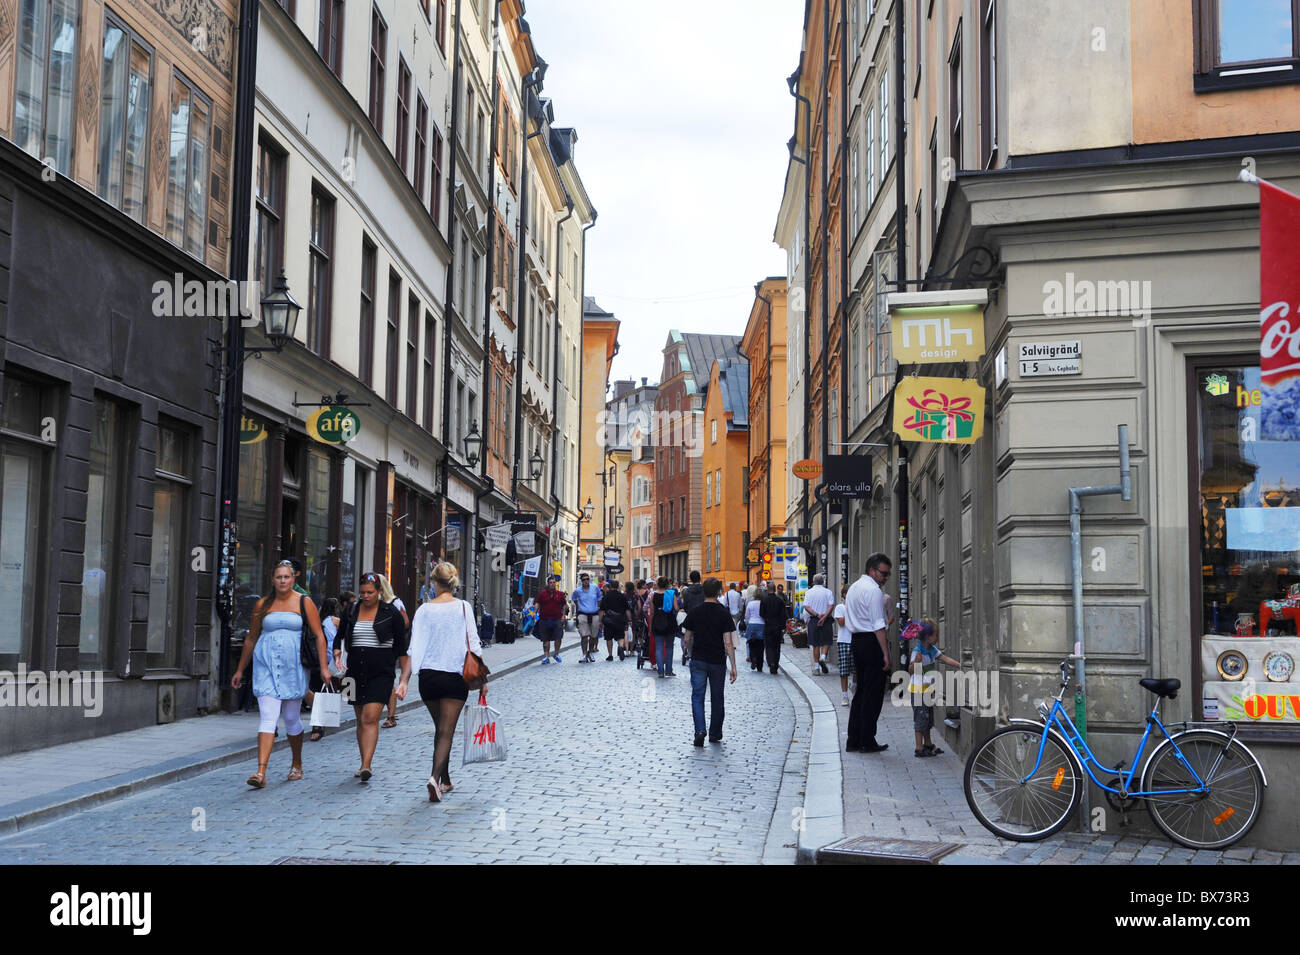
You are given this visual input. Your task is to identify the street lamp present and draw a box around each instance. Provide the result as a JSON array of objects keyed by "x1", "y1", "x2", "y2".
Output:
[
  {"x1": 529, "y1": 449, "x2": 544, "y2": 481},
  {"x1": 463, "y1": 422, "x2": 482, "y2": 467},
  {"x1": 615, "y1": 510, "x2": 625, "y2": 531},
  {"x1": 260, "y1": 270, "x2": 302, "y2": 349},
  {"x1": 578, "y1": 497, "x2": 594, "y2": 523}
]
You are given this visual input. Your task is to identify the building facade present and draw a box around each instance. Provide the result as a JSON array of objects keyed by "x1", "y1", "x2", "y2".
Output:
[
  {"x1": 579, "y1": 296, "x2": 618, "y2": 576},
  {"x1": 701, "y1": 358, "x2": 750, "y2": 584},
  {"x1": 0, "y1": 0, "x2": 239, "y2": 752},
  {"x1": 742, "y1": 278, "x2": 789, "y2": 583}
]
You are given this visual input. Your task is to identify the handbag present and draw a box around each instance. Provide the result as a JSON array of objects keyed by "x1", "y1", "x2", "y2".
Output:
[
  {"x1": 309, "y1": 683, "x2": 342, "y2": 727},
  {"x1": 461, "y1": 600, "x2": 491, "y2": 690},
  {"x1": 299, "y1": 595, "x2": 321, "y2": 669},
  {"x1": 462, "y1": 691, "x2": 507, "y2": 765}
]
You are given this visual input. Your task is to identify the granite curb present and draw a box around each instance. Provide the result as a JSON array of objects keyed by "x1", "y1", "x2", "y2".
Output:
[
  {"x1": 0, "y1": 637, "x2": 580, "y2": 836},
  {"x1": 779, "y1": 657, "x2": 845, "y2": 864}
]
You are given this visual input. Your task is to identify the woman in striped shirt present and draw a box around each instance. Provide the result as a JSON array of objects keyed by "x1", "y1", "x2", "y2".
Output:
[{"x1": 333, "y1": 572, "x2": 410, "y2": 781}]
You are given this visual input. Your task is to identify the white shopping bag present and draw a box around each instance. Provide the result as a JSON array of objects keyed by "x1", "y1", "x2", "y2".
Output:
[
  {"x1": 462, "y1": 693, "x2": 507, "y2": 765},
  {"x1": 310, "y1": 686, "x2": 342, "y2": 728}
]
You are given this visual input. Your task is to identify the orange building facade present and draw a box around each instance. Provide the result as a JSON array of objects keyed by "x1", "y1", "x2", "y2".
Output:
[
  {"x1": 741, "y1": 279, "x2": 788, "y2": 582},
  {"x1": 701, "y1": 358, "x2": 751, "y2": 585}
]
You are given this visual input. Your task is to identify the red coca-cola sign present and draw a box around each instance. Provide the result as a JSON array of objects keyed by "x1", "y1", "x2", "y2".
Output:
[{"x1": 1260, "y1": 182, "x2": 1300, "y2": 388}]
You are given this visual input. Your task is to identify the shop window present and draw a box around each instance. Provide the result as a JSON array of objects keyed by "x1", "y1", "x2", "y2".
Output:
[
  {"x1": 147, "y1": 421, "x2": 190, "y2": 668},
  {"x1": 304, "y1": 447, "x2": 331, "y2": 603},
  {"x1": 0, "y1": 373, "x2": 57, "y2": 667},
  {"x1": 81, "y1": 396, "x2": 128, "y2": 670},
  {"x1": 235, "y1": 413, "x2": 269, "y2": 626},
  {"x1": 1195, "y1": 362, "x2": 1300, "y2": 727}
]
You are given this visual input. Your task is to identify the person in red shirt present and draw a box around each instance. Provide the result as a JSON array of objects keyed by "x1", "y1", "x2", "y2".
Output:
[{"x1": 534, "y1": 576, "x2": 569, "y2": 665}]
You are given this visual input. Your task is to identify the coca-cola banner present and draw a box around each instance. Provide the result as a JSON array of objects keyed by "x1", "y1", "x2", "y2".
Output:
[{"x1": 1260, "y1": 181, "x2": 1300, "y2": 441}]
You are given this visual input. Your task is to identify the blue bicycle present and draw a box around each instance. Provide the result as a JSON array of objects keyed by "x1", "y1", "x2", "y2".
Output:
[{"x1": 963, "y1": 657, "x2": 1267, "y2": 849}]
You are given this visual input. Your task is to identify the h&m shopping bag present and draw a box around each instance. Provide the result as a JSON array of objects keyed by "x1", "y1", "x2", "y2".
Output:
[
  {"x1": 309, "y1": 685, "x2": 342, "y2": 728},
  {"x1": 462, "y1": 692, "x2": 507, "y2": 765}
]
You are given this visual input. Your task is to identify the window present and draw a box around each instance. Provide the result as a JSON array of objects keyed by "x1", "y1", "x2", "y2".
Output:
[
  {"x1": 414, "y1": 93, "x2": 428, "y2": 198},
  {"x1": 148, "y1": 422, "x2": 190, "y2": 668},
  {"x1": 1193, "y1": 360, "x2": 1300, "y2": 727},
  {"x1": 307, "y1": 183, "x2": 335, "y2": 356},
  {"x1": 929, "y1": 125, "x2": 939, "y2": 248},
  {"x1": 680, "y1": 496, "x2": 686, "y2": 531},
  {"x1": 359, "y1": 237, "x2": 376, "y2": 386},
  {"x1": 469, "y1": 250, "x2": 481, "y2": 333},
  {"x1": 423, "y1": 310, "x2": 437, "y2": 430},
  {"x1": 436, "y1": 0, "x2": 447, "y2": 53},
  {"x1": 714, "y1": 533, "x2": 721, "y2": 572},
  {"x1": 704, "y1": 536, "x2": 711, "y2": 573},
  {"x1": 949, "y1": 27, "x2": 963, "y2": 173},
  {"x1": 711, "y1": 418, "x2": 717, "y2": 444},
  {"x1": 879, "y1": 70, "x2": 890, "y2": 174},
  {"x1": 14, "y1": 0, "x2": 79, "y2": 174},
  {"x1": 850, "y1": 143, "x2": 859, "y2": 233},
  {"x1": 165, "y1": 70, "x2": 211, "y2": 258},
  {"x1": 368, "y1": 5, "x2": 387, "y2": 133},
  {"x1": 430, "y1": 124, "x2": 444, "y2": 227},
  {"x1": 406, "y1": 293, "x2": 420, "y2": 418},
  {"x1": 850, "y1": 0, "x2": 860, "y2": 59},
  {"x1": 395, "y1": 57, "x2": 411, "y2": 173},
  {"x1": 254, "y1": 132, "x2": 286, "y2": 287},
  {"x1": 866, "y1": 106, "x2": 875, "y2": 204},
  {"x1": 0, "y1": 374, "x2": 56, "y2": 667},
  {"x1": 386, "y1": 270, "x2": 401, "y2": 406},
  {"x1": 715, "y1": 469, "x2": 722, "y2": 506},
  {"x1": 705, "y1": 472, "x2": 712, "y2": 508},
  {"x1": 476, "y1": 108, "x2": 486, "y2": 174},
  {"x1": 98, "y1": 13, "x2": 151, "y2": 221},
  {"x1": 81, "y1": 396, "x2": 127, "y2": 670},
  {"x1": 464, "y1": 86, "x2": 475, "y2": 158},
  {"x1": 980, "y1": 0, "x2": 998, "y2": 167},
  {"x1": 1193, "y1": 0, "x2": 1300, "y2": 91},
  {"x1": 742, "y1": 466, "x2": 750, "y2": 505},
  {"x1": 317, "y1": 0, "x2": 344, "y2": 76},
  {"x1": 668, "y1": 500, "x2": 675, "y2": 533}
]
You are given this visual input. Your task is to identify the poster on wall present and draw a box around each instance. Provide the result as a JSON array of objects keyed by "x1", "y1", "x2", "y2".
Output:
[{"x1": 1259, "y1": 181, "x2": 1300, "y2": 441}]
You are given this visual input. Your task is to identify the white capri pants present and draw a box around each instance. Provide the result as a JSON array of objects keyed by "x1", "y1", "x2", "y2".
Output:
[{"x1": 257, "y1": 696, "x2": 304, "y2": 736}]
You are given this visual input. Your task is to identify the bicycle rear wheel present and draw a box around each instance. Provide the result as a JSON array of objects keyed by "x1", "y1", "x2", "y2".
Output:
[
  {"x1": 964, "y1": 724, "x2": 1082, "y2": 841},
  {"x1": 1141, "y1": 731, "x2": 1264, "y2": 850}
]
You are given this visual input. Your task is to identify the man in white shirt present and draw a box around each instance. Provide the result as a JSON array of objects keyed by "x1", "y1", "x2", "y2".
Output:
[
  {"x1": 803, "y1": 574, "x2": 835, "y2": 674},
  {"x1": 843, "y1": 553, "x2": 893, "y2": 753},
  {"x1": 723, "y1": 582, "x2": 744, "y2": 629}
]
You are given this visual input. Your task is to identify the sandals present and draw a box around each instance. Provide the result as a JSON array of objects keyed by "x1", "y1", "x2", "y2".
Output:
[
  {"x1": 309, "y1": 729, "x2": 324, "y2": 742},
  {"x1": 287, "y1": 766, "x2": 303, "y2": 781},
  {"x1": 914, "y1": 744, "x2": 944, "y2": 758},
  {"x1": 382, "y1": 716, "x2": 398, "y2": 728},
  {"x1": 427, "y1": 777, "x2": 443, "y2": 802},
  {"x1": 246, "y1": 763, "x2": 268, "y2": 789},
  {"x1": 354, "y1": 768, "x2": 373, "y2": 782}
]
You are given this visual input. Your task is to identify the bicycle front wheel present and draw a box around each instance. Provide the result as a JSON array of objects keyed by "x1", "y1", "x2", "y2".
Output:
[
  {"x1": 964, "y1": 724, "x2": 1082, "y2": 841},
  {"x1": 1141, "y1": 731, "x2": 1264, "y2": 850}
]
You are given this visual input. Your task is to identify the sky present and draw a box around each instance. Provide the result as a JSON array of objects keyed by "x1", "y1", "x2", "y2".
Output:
[{"x1": 524, "y1": 0, "x2": 805, "y2": 389}]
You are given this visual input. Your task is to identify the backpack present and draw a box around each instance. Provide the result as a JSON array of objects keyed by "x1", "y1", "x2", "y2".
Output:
[{"x1": 653, "y1": 590, "x2": 677, "y2": 634}]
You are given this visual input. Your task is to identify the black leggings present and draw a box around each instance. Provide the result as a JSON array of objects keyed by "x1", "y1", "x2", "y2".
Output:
[{"x1": 419, "y1": 669, "x2": 468, "y2": 786}]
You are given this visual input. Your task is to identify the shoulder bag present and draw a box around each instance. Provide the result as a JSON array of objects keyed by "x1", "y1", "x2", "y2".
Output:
[
  {"x1": 299, "y1": 595, "x2": 322, "y2": 668},
  {"x1": 461, "y1": 600, "x2": 491, "y2": 690}
]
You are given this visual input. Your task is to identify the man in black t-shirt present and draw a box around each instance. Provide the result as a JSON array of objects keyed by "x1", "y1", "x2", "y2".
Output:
[{"x1": 682, "y1": 577, "x2": 738, "y2": 747}]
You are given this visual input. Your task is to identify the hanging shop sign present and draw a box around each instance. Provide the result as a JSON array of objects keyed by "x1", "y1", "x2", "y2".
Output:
[
  {"x1": 894, "y1": 377, "x2": 985, "y2": 444},
  {"x1": 306, "y1": 405, "x2": 361, "y2": 445},
  {"x1": 513, "y1": 533, "x2": 536, "y2": 556},
  {"x1": 1018, "y1": 340, "x2": 1081, "y2": 377},
  {"x1": 824, "y1": 454, "x2": 872, "y2": 499},
  {"x1": 1258, "y1": 181, "x2": 1300, "y2": 441},
  {"x1": 792, "y1": 459, "x2": 823, "y2": 480},
  {"x1": 484, "y1": 523, "x2": 512, "y2": 551},
  {"x1": 239, "y1": 415, "x2": 267, "y2": 444},
  {"x1": 890, "y1": 304, "x2": 986, "y2": 364},
  {"x1": 603, "y1": 547, "x2": 621, "y2": 568}
]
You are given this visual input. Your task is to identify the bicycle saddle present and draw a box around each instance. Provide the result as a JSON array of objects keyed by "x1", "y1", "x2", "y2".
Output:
[{"x1": 1139, "y1": 678, "x2": 1180, "y2": 699}]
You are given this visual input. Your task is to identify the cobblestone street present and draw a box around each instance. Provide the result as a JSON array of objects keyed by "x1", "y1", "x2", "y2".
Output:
[{"x1": 0, "y1": 649, "x2": 800, "y2": 865}]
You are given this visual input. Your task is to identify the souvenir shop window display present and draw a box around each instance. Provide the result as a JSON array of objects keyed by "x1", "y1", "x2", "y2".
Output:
[{"x1": 1195, "y1": 363, "x2": 1300, "y2": 725}]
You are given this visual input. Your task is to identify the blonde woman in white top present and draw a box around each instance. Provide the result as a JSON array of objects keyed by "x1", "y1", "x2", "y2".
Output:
[{"x1": 400, "y1": 561, "x2": 484, "y2": 803}]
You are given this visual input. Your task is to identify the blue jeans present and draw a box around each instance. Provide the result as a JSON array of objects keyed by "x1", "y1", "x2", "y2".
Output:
[
  {"x1": 655, "y1": 633, "x2": 675, "y2": 675},
  {"x1": 690, "y1": 660, "x2": 726, "y2": 738}
]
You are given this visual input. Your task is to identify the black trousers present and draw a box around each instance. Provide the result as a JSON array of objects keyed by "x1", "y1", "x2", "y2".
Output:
[
  {"x1": 764, "y1": 631, "x2": 783, "y2": 671},
  {"x1": 847, "y1": 634, "x2": 886, "y2": 747}
]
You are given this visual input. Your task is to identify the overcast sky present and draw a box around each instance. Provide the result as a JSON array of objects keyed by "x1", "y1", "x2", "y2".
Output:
[{"x1": 525, "y1": 0, "x2": 804, "y2": 390}]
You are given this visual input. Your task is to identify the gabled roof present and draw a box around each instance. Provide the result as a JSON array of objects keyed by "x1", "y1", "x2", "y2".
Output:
[
  {"x1": 715, "y1": 358, "x2": 750, "y2": 430},
  {"x1": 680, "y1": 333, "x2": 742, "y2": 393}
]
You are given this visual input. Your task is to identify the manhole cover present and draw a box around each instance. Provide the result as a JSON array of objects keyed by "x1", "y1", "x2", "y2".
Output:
[
  {"x1": 272, "y1": 856, "x2": 396, "y2": 865},
  {"x1": 816, "y1": 836, "x2": 962, "y2": 865}
]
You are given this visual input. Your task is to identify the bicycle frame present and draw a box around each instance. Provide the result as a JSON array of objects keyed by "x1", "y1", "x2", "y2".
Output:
[{"x1": 1026, "y1": 696, "x2": 1209, "y2": 798}]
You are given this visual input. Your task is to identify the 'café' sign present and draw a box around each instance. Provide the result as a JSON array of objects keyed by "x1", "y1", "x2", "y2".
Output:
[{"x1": 307, "y1": 405, "x2": 361, "y2": 445}]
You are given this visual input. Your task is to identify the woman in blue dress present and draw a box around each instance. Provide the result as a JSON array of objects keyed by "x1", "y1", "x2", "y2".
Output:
[{"x1": 232, "y1": 560, "x2": 331, "y2": 787}]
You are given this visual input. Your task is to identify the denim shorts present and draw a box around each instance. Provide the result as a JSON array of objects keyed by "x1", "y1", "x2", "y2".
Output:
[{"x1": 912, "y1": 704, "x2": 934, "y2": 733}]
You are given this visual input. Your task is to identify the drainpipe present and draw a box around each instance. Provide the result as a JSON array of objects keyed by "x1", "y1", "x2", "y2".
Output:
[
  {"x1": 817, "y1": 0, "x2": 830, "y2": 576},
  {"x1": 440, "y1": 0, "x2": 466, "y2": 570},
  {"x1": 512, "y1": 68, "x2": 545, "y2": 501},
  {"x1": 217, "y1": 0, "x2": 260, "y2": 704},
  {"x1": 1069, "y1": 424, "x2": 1132, "y2": 827},
  {"x1": 786, "y1": 68, "x2": 812, "y2": 556},
  {"x1": 480, "y1": 0, "x2": 502, "y2": 483}
]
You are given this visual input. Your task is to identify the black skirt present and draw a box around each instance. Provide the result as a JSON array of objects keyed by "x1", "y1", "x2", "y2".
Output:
[{"x1": 348, "y1": 646, "x2": 397, "y2": 706}]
